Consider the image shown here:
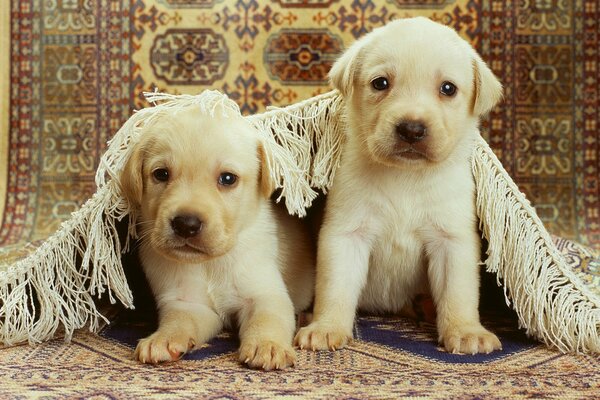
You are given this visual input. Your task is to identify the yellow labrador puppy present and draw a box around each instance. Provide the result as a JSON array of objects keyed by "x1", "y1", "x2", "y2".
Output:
[
  {"x1": 121, "y1": 103, "x2": 314, "y2": 370},
  {"x1": 295, "y1": 17, "x2": 503, "y2": 355}
]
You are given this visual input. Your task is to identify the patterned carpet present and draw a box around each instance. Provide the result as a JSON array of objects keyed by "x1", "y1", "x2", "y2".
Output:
[
  {"x1": 2, "y1": 0, "x2": 599, "y2": 249},
  {"x1": 1, "y1": 0, "x2": 599, "y2": 398},
  {"x1": 0, "y1": 305, "x2": 598, "y2": 398}
]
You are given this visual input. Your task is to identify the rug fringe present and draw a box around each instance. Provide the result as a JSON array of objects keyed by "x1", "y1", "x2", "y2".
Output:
[
  {"x1": 473, "y1": 135, "x2": 600, "y2": 353},
  {"x1": 0, "y1": 182, "x2": 134, "y2": 345},
  {"x1": 248, "y1": 90, "x2": 345, "y2": 215}
]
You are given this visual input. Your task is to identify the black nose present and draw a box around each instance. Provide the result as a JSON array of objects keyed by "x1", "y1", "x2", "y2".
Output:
[
  {"x1": 396, "y1": 121, "x2": 427, "y2": 144},
  {"x1": 171, "y1": 215, "x2": 203, "y2": 238}
]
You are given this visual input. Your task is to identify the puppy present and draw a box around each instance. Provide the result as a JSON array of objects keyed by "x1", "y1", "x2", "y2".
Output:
[
  {"x1": 120, "y1": 103, "x2": 314, "y2": 370},
  {"x1": 295, "y1": 17, "x2": 503, "y2": 355}
]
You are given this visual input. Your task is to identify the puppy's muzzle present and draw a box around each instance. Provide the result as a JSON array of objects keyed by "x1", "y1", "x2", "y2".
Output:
[
  {"x1": 171, "y1": 214, "x2": 203, "y2": 238},
  {"x1": 396, "y1": 120, "x2": 427, "y2": 144}
]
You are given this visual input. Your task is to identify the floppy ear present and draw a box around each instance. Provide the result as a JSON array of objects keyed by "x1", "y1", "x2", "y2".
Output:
[
  {"x1": 119, "y1": 143, "x2": 144, "y2": 207},
  {"x1": 329, "y1": 38, "x2": 365, "y2": 97},
  {"x1": 258, "y1": 143, "x2": 275, "y2": 199},
  {"x1": 472, "y1": 54, "x2": 503, "y2": 116}
]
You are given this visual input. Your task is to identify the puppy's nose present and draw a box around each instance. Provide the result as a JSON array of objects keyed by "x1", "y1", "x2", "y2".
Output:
[
  {"x1": 396, "y1": 121, "x2": 427, "y2": 144},
  {"x1": 171, "y1": 215, "x2": 203, "y2": 238}
]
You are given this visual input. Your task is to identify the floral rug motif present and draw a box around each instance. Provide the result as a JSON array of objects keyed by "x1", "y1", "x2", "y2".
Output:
[{"x1": 1, "y1": 1, "x2": 599, "y2": 397}]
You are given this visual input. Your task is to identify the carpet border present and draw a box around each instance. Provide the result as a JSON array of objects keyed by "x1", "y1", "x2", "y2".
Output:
[{"x1": 0, "y1": 2, "x2": 9, "y2": 226}]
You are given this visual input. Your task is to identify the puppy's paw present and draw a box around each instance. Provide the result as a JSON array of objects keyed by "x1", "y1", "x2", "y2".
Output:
[
  {"x1": 440, "y1": 325, "x2": 502, "y2": 355},
  {"x1": 134, "y1": 331, "x2": 197, "y2": 364},
  {"x1": 294, "y1": 322, "x2": 352, "y2": 351},
  {"x1": 239, "y1": 340, "x2": 296, "y2": 371}
]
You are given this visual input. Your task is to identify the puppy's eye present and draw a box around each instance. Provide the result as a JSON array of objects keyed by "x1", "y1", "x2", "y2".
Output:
[
  {"x1": 440, "y1": 81, "x2": 457, "y2": 97},
  {"x1": 371, "y1": 77, "x2": 389, "y2": 91},
  {"x1": 152, "y1": 168, "x2": 169, "y2": 182},
  {"x1": 218, "y1": 172, "x2": 237, "y2": 186}
]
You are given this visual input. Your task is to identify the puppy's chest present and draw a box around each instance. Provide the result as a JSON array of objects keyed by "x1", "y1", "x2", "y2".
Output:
[
  {"x1": 373, "y1": 216, "x2": 420, "y2": 253},
  {"x1": 369, "y1": 214, "x2": 425, "y2": 278},
  {"x1": 361, "y1": 222, "x2": 427, "y2": 312},
  {"x1": 371, "y1": 189, "x2": 430, "y2": 254},
  {"x1": 206, "y1": 272, "x2": 248, "y2": 319},
  {"x1": 169, "y1": 265, "x2": 244, "y2": 319},
  {"x1": 359, "y1": 194, "x2": 433, "y2": 311}
]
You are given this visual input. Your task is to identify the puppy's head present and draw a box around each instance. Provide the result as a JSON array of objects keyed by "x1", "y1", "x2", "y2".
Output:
[
  {"x1": 330, "y1": 17, "x2": 502, "y2": 167},
  {"x1": 120, "y1": 106, "x2": 274, "y2": 263}
]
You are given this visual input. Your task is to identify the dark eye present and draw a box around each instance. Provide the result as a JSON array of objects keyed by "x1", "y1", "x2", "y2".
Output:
[
  {"x1": 218, "y1": 172, "x2": 237, "y2": 186},
  {"x1": 152, "y1": 168, "x2": 169, "y2": 182},
  {"x1": 440, "y1": 81, "x2": 457, "y2": 97},
  {"x1": 371, "y1": 77, "x2": 389, "y2": 91}
]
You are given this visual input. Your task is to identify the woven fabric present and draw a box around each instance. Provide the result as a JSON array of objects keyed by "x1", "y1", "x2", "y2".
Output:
[
  {"x1": 1, "y1": 1, "x2": 599, "y2": 397},
  {"x1": 0, "y1": 309, "x2": 598, "y2": 398},
  {"x1": 2, "y1": 0, "x2": 599, "y2": 251}
]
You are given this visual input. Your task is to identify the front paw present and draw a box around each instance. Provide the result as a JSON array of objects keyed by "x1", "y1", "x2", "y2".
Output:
[
  {"x1": 440, "y1": 324, "x2": 502, "y2": 355},
  {"x1": 239, "y1": 340, "x2": 296, "y2": 371},
  {"x1": 134, "y1": 331, "x2": 197, "y2": 364},
  {"x1": 294, "y1": 322, "x2": 352, "y2": 351}
]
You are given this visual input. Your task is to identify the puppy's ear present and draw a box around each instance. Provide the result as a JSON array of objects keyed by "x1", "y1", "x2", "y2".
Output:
[
  {"x1": 329, "y1": 39, "x2": 364, "y2": 97},
  {"x1": 472, "y1": 54, "x2": 503, "y2": 116},
  {"x1": 120, "y1": 144, "x2": 144, "y2": 206},
  {"x1": 258, "y1": 143, "x2": 275, "y2": 198}
]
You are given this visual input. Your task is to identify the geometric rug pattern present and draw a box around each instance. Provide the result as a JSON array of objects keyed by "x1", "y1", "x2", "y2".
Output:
[
  {"x1": 0, "y1": 311, "x2": 598, "y2": 398},
  {"x1": 1, "y1": 1, "x2": 599, "y2": 398},
  {"x1": 2, "y1": 0, "x2": 599, "y2": 249}
]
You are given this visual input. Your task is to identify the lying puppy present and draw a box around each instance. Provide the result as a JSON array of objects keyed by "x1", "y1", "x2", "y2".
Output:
[
  {"x1": 295, "y1": 17, "x2": 503, "y2": 355},
  {"x1": 120, "y1": 102, "x2": 314, "y2": 369}
]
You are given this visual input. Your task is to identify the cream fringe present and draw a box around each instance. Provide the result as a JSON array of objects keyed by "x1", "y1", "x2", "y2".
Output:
[
  {"x1": 0, "y1": 90, "x2": 598, "y2": 354},
  {"x1": 0, "y1": 182, "x2": 133, "y2": 346},
  {"x1": 473, "y1": 136, "x2": 599, "y2": 353},
  {"x1": 247, "y1": 90, "x2": 345, "y2": 214}
]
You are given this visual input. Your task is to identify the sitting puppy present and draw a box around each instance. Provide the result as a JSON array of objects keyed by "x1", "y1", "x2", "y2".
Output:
[
  {"x1": 295, "y1": 17, "x2": 503, "y2": 355},
  {"x1": 120, "y1": 102, "x2": 314, "y2": 370}
]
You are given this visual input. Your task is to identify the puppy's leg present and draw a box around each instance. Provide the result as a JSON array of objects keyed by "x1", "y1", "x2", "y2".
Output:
[
  {"x1": 426, "y1": 233, "x2": 501, "y2": 354},
  {"x1": 237, "y1": 293, "x2": 297, "y2": 371},
  {"x1": 294, "y1": 230, "x2": 370, "y2": 351},
  {"x1": 135, "y1": 301, "x2": 223, "y2": 364}
]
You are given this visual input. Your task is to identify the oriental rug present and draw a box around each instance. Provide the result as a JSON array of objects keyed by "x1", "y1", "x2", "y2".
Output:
[
  {"x1": 1, "y1": 1, "x2": 599, "y2": 398},
  {"x1": 2, "y1": 0, "x2": 599, "y2": 249},
  {"x1": 0, "y1": 307, "x2": 598, "y2": 398}
]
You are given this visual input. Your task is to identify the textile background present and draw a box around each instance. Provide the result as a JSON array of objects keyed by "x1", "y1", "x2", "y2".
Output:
[
  {"x1": 1, "y1": 2, "x2": 599, "y2": 398},
  {"x1": 1, "y1": 0, "x2": 599, "y2": 252}
]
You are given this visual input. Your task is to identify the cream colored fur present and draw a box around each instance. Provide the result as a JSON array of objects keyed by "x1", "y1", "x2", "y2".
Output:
[
  {"x1": 295, "y1": 17, "x2": 504, "y2": 355},
  {"x1": 121, "y1": 106, "x2": 314, "y2": 370}
]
